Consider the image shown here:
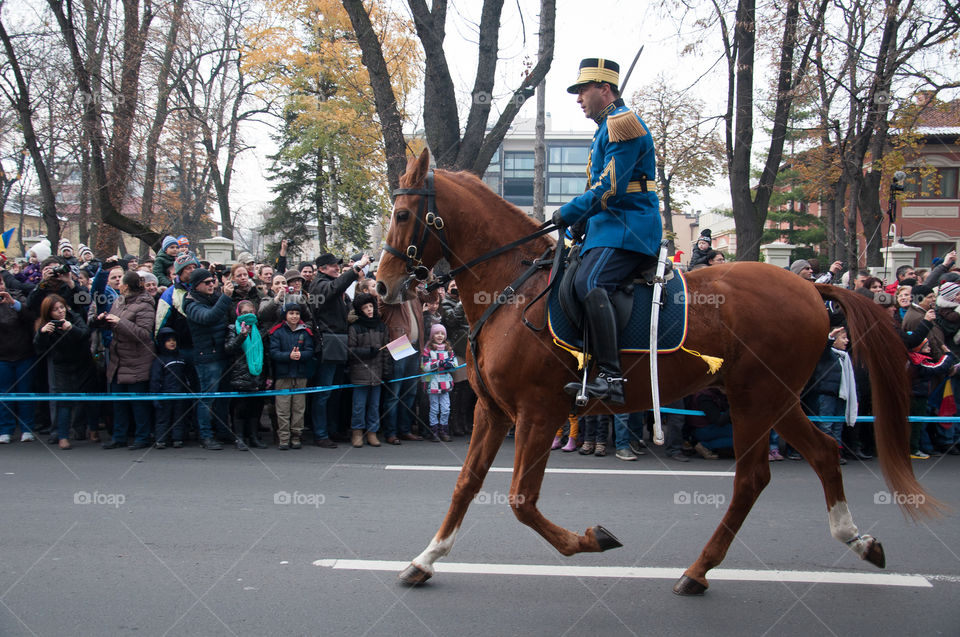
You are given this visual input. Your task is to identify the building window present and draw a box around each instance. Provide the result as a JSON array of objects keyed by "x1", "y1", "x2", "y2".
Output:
[
  {"x1": 503, "y1": 178, "x2": 534, "y2": 206},
  {"x1": 483, "y1": 174, "x2": 502, "y2": 194},
  {"x1": 504, "y1": 151, "x2": 534, "y2": 178},
  {"x1": 918, "y1": 242, "x2": 956, "y2": 266},
  {"x1": 548, "y1": 145, "x2": 589, "y2": 173},
  {"x1": 547, "y1": 176, "x2": 587, "y2": 205},
  {"x1": 905, "y1": 167, "x2": 959, "y2": 199}
]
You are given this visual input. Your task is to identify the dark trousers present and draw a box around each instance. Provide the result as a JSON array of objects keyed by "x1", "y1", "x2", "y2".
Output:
[
  {"x1": 111, "y1": 381, "x2": 153, "y2": 445},
  {"x1": 155, "y1": 399, "x2": 189, "y2": 443},
  {"x1": 574, "y1": 247, "x2": 656, "y2": 299}
]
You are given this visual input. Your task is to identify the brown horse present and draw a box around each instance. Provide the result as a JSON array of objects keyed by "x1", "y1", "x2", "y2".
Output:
[{"x1": 376, "y1": 149, "x2": 940, "y2": 595}]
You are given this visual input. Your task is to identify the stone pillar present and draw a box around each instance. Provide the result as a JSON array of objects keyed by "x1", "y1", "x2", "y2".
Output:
[
  {"x1": 760, "y1": 242, "x2": 796, "y2": 269},
  {"x1": 198, "y1": 236, "x2": 236, "y2": 264},
  {"x1": 878, "y1": 242, "x2": 921, "y2": 283}
]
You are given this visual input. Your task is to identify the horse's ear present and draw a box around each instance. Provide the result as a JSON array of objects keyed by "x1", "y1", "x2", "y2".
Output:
[{"x1": 413, "y1": 148, "x2": 430, "y2": 184}]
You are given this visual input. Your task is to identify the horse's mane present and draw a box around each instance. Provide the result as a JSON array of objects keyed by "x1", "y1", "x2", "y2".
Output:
[{"x1": 436, "y1": 169, "x2": 550, "y2": 237}]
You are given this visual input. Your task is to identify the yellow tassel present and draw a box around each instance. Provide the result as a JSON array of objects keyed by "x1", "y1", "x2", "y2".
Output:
[
  {"x1": 607, "y1": 111, "x2": 647, "y2": 142},
  {"x1": 681, "y1": 346, "x2": 724, "y2": 374},
  {"x1": 554, "y1": 338, "x2": 588, "y2": 369}
]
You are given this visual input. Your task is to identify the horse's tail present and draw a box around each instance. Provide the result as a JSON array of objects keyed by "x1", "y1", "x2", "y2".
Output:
[{"x1": 815, "y1": 285, "x2": 944, "y2": 520}]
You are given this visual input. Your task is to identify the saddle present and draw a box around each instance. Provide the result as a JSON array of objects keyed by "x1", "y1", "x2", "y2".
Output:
[
  {"x1": 553, "y1": 244, "x2": 675, "y2": 334},
  {"x1": 545, "y1": 243, "x2": 687, "y2": 355}
]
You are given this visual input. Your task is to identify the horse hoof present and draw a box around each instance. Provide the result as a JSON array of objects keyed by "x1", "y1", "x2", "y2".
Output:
[
  {"x1": 592, "y1": 525, "x2": 623, "y2": 551},
  {"x1": 398, "y1": 563, "x2": 432, "y2": 586},
  {"x1": 863, "y1": 538, "x2": 886, "y2": 569},
  {"x1": 672, "y1": 574, "x2": 708, "y2": 596}
]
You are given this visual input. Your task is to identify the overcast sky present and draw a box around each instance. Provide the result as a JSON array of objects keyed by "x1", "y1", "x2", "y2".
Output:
[{"x1": 232, "y1": 0, "x2": 735, "y2": 227}]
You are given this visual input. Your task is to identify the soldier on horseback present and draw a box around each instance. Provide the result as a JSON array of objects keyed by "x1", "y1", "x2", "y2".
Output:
[{"x1": 551, "y1": 58, "x2": 661, "y2": 404}]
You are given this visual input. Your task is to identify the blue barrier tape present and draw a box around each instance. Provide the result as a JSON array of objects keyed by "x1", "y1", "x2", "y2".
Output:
[
  {"x1": 0, "y1": 364, "x2": 464, "y2": 402},
  {"x1": 4, "y1": 368, "x2": 960, "y2": 423}
]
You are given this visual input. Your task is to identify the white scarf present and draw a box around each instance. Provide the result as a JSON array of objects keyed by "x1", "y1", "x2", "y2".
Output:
[{"x1": 834, "y1": 348, "x2": 859, "y2": 427}]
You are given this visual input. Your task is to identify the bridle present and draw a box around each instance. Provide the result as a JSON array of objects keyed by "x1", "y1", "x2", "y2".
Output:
[
  {"x1": 384, "y1": 169, "x2": 557, "y2": 292},
  {"x1": 384, "y1": 170, "x2": 452, "y2": 282}
]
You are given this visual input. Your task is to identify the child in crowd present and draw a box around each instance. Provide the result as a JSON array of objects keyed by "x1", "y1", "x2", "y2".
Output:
[
  {"x1": 347, "y1": 293, "x2": 391, "y2": 447},
  {"x1": 908, "y1": 337, "x2": 956, "y2": 459},
  {"x1": 225, "y1": 300, "x2": 268, "y2": 450},
  {"x1": 420, "y1": 323, "x2": 457, "y2": 442},
  {"x1": 268, "y1": 302, "x2": 314, "y2": 450},
  {"x1": 806, "y1": 327, "x2": 858, "y2": 464},
  {"x1": 150, "y1": 327, "x2": 190, "y2": 448}
]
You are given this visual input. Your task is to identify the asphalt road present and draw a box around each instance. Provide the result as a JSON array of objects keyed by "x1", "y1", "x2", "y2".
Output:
[{"x1": 1, "y1": 437, "x2": 958, "y2": 636}]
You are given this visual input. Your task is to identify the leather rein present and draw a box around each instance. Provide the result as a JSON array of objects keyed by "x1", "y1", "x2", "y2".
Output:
[{"x1": 385, "y1": 169, "x2": 558, "y2": 393}]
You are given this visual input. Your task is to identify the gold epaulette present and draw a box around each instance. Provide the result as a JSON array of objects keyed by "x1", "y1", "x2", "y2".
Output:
[{"x1": 607, "y1": 111, "x2": 647, "y2": 142}]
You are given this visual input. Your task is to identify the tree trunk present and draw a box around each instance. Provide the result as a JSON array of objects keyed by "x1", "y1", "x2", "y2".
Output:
[
  {"x1": 341, "y1": 0, "x2": 410, "y2": 193},
  {"x1": 532, "y1": 79, "x2": 546, "y2": 221},
  {"x1": 659, "y1": 165, "x2": 676, "y2": 256},
  {"x1": 0, "y1": 19, "x2": 60, "y2": 247}
]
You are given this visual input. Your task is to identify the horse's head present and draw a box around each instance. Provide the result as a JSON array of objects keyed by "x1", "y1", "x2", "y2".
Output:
[{"x1": 377, "y1": 149, "x2": 447, "y2": 303}]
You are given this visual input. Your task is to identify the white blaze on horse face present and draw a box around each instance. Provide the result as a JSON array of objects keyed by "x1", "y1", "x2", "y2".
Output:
[{"x1": 411, "y1": 530, "x2": 459, "y2": 574}]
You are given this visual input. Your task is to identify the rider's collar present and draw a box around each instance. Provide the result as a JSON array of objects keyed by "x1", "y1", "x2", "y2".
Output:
[{"x1": 593, "y1": 98, "x2": 624, "y2": 125}]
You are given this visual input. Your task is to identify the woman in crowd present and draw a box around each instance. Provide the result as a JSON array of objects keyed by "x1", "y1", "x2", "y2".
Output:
[
  {"x1": 0, "y1": 276, "x2": 37, "y2": 444},
  {"x1": 101, "y1": 271, "x2": 156, "y2": 450},
  {"x1": 33, "y1": 295, "x2": 99, "y2": 449}
]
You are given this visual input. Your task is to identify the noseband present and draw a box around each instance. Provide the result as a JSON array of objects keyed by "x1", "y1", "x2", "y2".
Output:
[{"x1": 384, "y1": 170, "x2": 453, "y2": 281}]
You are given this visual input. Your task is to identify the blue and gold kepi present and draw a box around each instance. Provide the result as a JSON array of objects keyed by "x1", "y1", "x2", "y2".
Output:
[{"x1": 566, "y1": 58, "x2": 620, "y2": 94}]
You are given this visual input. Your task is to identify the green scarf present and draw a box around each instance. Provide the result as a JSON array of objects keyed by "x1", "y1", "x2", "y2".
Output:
[{"x1": 235, "y1": 313, "x2": 263, "y2": 376}]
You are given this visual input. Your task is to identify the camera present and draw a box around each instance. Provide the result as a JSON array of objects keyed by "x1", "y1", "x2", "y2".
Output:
[
  {"x1": 52, "y1": 319, "x2": 64, "y2": 330},
  {"x1": 287, "y1": 286, "x2": 295, "y2": 294},
  {"x1": 53, "y1": 263, "x2": 71, "y2": 276}
]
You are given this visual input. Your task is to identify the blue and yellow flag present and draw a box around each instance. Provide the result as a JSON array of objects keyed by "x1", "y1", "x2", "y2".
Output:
[{"x1": 0, "y1": 228, "x2": 14, "y2": 250}]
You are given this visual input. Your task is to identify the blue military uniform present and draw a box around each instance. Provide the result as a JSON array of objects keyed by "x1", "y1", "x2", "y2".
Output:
[{"x1": 554, "y1": 57, "x2": 661, "y2": 405}]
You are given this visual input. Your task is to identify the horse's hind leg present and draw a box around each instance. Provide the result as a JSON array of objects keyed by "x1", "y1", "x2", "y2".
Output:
[
  {"x1": 674, "y1": 405, "x2": 771, "y2": 596},
  {"x1": 775, "y1": 405, "x2": 886, "y2": 568},
  {"x1": 399, "y1": 397, "x2": 511, "y2": 585},
  {"x1": 508, "y1": 412, "x2": 623, "y2": 556}
]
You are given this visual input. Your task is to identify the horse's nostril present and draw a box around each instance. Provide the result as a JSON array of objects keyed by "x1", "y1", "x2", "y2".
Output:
[{"x1": 376, "y1": 281, "x2": 387, "y2": 297}]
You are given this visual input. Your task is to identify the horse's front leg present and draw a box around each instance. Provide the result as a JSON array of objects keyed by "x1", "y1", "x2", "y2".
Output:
[
  {"x1": 399, "y1": 397, "x2": 511, "y2": 585},
  {"x1": 509, "y1": 414, "x2": 623, "y2": 556}
]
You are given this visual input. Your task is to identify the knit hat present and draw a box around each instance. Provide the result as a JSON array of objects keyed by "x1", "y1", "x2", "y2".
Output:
[
  {"x1": 189, "y1": 267, "x2": 214, "y2": 288},
  {"x1": 282, "y1": 302, "x2": 302, "y2": 315},
  {"x1": 696, "y1": 229, "x2": 712, "y2": 244},
  {"x1": 937, "y1": 281, "x2": 960, "y2": 308},
  {"x1": 912, "y1": 284, "x2": 934, "y2": 300},
  {"x1": 790, "y1": 259, "x2": 812, "y2": 276},
  {"x1": 237, "y1": 251, "x2": 255, "y2": 265},
  {"x1": 174, "y1": 253, "x2": 201, "y2": 275},
  {"x1": 352, "y1": 292, "x2": 377, "y2": 314},
  {"x1": 911, "y1": 337, "x2": 930, "y2": 353},
  {"x1": 161, "y1": 235, "x2": 178, "y2": 252},
  {"x1": 177, "y1": 235, "x2": 190, "y2": 247},
  {"x1": 58, "y1": 238, "x2": 74, "y2": 255},
  {"x1": 430, "y1": 323, "x2": 447, "y2": 339},
  {"x1": 78, "y1": 244, "x2": 93, "y2": 259},
  {"x1": 283, "y1": 269, "x2": 304, "y2": 283},
  {"x1": 30, "y1": 238, "x2": 51, "y2": 261},
  {"x1": 138, "y1": 271, "x2": 158, "y2": 285}
]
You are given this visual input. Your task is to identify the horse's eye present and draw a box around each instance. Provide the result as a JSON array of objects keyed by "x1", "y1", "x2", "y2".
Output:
[{"x1": 396, "y1": 210, "x2": 410, "y2": 222}]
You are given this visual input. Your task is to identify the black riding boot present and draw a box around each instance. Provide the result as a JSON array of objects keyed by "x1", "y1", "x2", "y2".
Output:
[{"x1": 563, "y1": 288, "x2": 625, "y2": 404}]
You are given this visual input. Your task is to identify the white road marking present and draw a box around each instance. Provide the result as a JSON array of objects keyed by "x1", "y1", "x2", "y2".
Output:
[
  {"x1": 312, "y1": 559, "x2": 935, "y2": 588},
  {"x1": 384, "y1": 465, "x2": 735, "y2": 477}
]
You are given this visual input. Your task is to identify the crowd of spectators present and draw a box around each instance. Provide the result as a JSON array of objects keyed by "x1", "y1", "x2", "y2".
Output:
[{"x1": 0, "y1": 231, "x2": 958, "y2": 465}]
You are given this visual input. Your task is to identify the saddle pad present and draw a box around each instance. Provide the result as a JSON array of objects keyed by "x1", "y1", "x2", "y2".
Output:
[{"x1": 547, "y1": 268, "x2": 688, "y2": 354}]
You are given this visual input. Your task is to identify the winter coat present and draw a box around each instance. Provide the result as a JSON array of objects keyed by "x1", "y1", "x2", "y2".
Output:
[
  {"x1": 421, "y1": 347, "x2": 456, "y2": 394},
  {"x1": 380, "y1": 286, "x2": 439, "y2": 353},
  {"x1": 258, "y1": 291, "x2": 315, "y2": 328},
  {"x1": 106, "y1": 290, "x2": 156, "y2": 384},
  {"x1": 224, "y1": 323, "x2": 267, "y2": 392},
  {"x1": 155, "y1": 282, "x2": 193, "y2": 349},
  {"x1": 229, "y1": 283, "x2": 263, "y2": 313},
  {"x1": 909, "y1": 351, "x2": 956, "y2": 398},
  {"x1": 153, "y1": 250, "x2": 176, "y2": 287},
  {"x1": 26, "y1": 278, "x2": 88, "y2": 320},
  {"x1": 149, "y1": 329, "x2": 191, "y2": 395},
  {"x1": 0, "y1": 289, "x2": 35, "y2": 362},
  {"x1": 33, "y1": 310, "x2": 98, "y2": 393},
  {"x1": 440, "y1": 297, "x2": 469, "y2": 358},
  {"x1": 268, "y1": 321, "x2": 315, "y2": 379},
  {"x1": 308, "y1": 270, "x2": 360, "y2": 334},
  {"x1": 17, "y1": 262, "x2": 42, "y2": 285},
  {"x1": 183, "y1": 289, "x2": 232, "y2": 363},
  {"x1": 347, "y1": 321, "x2": 391, "y2": 385},
  {"x1": 805, "y1": 343, "x2": 842, "y2": 398}
]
